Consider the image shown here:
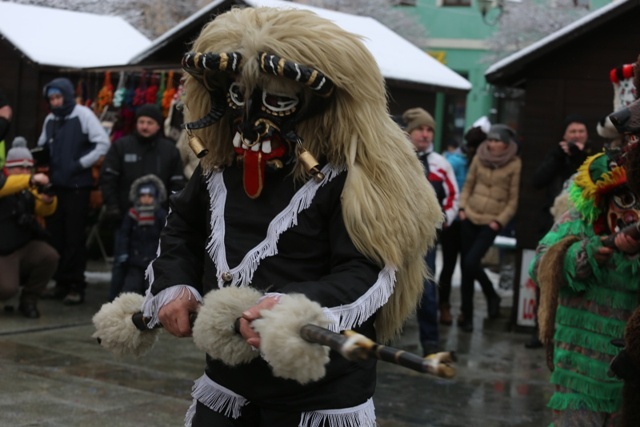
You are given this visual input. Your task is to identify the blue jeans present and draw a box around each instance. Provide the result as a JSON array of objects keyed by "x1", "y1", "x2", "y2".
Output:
[{"x1": 417, "y1": 248, "x2": 438, "y2": 347}]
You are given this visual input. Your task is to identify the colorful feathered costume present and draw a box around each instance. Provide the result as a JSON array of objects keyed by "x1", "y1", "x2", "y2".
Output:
[
  {"x1": 136, "y1": 6, "x2": 441, "y2": 427},
  {"x1": 530, "y1": 152, "x2": 640, "y2": 426}
]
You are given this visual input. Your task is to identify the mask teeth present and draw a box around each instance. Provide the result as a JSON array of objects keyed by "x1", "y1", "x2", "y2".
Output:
[
  {"x1": 262, "y1": 140, "x2": 272, "y2": 154},
  {"x1": 233, "y1": 132, "x2": 242, "y2": 148}
]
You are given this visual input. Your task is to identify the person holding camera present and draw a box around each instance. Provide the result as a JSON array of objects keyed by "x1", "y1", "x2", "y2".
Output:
[
  {"x1": 528, "y1": 114, "x2": 593, "y2": 348},
  {"x1": 0, "y1": 138, "x2": 59, "y2": 319},
  {"x1": 533, "y1": 114, "x2": 593, "y2": 235}
]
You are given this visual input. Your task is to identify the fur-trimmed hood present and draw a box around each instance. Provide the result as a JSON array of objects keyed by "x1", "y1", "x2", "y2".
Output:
[{"x1": 128, "y1": 174, "x2": 167, "y2": 207}]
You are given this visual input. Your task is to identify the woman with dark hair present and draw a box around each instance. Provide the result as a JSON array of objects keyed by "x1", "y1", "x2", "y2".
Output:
[{"x1": 458, "y1": 124, "x2": 521, "y2": 332}]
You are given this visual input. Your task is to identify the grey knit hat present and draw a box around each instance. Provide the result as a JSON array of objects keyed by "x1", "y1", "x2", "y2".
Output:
[
  {"x1": 486, "y1": 124, "x2": 516, "y2": 144},
  {"x1": 5, "y1": 136, "x2": 33, "y2": 168}
]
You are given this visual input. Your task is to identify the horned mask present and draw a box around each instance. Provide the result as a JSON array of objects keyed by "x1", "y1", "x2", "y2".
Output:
[{"x1": 181, "y1": 37, "x2": 334, "y2": 198}]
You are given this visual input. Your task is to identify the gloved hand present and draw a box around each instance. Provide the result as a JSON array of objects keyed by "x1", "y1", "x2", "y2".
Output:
[{"x1": 114, "y1": 254, "x2": 128, "y2": 265}]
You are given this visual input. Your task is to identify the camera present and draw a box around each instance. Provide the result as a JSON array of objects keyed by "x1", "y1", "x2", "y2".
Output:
[
  {"x1": 35, "y1": 182, "x2": 55, "y2": 196},
  {"x1": 567, "y1": 140, "x2": 580, "y2": 156}
]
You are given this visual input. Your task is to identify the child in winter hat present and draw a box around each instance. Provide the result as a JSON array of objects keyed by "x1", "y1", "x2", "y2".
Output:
[{"x1": 5, "y1": 137, "x2": 33, "y2": 169}]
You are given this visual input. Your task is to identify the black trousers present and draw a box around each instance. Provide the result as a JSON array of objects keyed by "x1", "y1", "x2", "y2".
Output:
[
  {"x1": 45, "y1": 187, "x2": 91, "y2": 293},
  {"x1": 459, "y1": 219, "x2": 499, "y2": 320},
  {"x1": 438, "y1": 218, "x2": 461, "y2": 306}
]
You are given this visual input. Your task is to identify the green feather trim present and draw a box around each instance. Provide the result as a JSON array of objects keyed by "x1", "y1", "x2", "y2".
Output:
[
  {"x1": 549, "y1": 368, "x2": 622, "y2": 402},
  {"x1": 555, "y1": 306, "x2": 626, "y2": 339},
  {"x1": 548, "y1": 390, "x2": 621, "y2": 414},
  {"x1": 581, "y1": 286, "x2": 639, "y2": 311},
  {"x1": 554, "y1": 348, "x2": 618, "y2": 382},
  {"x1": 554, "y1": 327, "x2": 620, "y2": 356},
  {"x1": 569, "y1": 181, "x2": 599, "y2": 223}
]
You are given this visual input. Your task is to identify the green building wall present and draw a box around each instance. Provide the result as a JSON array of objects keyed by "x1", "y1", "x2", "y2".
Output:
[{"x1": 400, "y1": 0, "x2": 610, "y2": 142}]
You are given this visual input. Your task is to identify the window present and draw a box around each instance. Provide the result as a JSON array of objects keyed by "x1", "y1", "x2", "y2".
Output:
[{"x1": 440, "y1": 0, "x2": 472, "y2": 6}]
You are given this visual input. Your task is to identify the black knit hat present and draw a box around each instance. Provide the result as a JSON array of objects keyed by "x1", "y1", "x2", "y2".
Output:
[
  {"x1": 562, "y1": 113, "x2": 588, "y2": 133},
  {"x1": 135, "y1": 104, "x2": 163, "y2": 126}
]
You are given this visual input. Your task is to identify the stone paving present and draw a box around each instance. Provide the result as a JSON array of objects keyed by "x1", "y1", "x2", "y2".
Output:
[{"x1": 0, "y1": 260, "x2": 552, "y2": 427}]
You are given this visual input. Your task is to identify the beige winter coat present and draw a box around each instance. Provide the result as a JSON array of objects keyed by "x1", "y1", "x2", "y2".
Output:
[{"x1": 460, "y1": 155, "x2": 521, "y2": 227}]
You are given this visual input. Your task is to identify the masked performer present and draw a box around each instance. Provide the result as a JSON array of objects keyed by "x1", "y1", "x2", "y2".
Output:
[
  {"x1": 140, "y1": 7, "x2": 441, "y2": 427},
  {"x1": 530, "y1": 151, "x2": 640, "y2": 427}
]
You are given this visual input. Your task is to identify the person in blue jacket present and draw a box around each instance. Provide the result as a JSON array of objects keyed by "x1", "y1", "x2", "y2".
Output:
[{"x1": 37, "y1": 77, "x2": 110, "y2": 305}]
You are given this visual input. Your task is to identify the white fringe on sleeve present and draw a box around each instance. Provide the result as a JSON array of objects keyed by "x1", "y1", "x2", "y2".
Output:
[
  {"x1": 141, "y1": 285, "x2": 203, "y2": 328},
  {"x1": 323, "y1": 266, "x2": 396, "y2": 332}
]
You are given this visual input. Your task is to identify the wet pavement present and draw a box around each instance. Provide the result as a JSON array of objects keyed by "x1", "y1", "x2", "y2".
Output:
[{"x1": 0, "y1": 258, "x2": 552, "y2": 427}]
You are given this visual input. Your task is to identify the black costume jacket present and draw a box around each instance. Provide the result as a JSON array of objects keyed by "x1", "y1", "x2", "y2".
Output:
[{"x1": 146, "y1": 161, "x2": 387, "y2": 412}]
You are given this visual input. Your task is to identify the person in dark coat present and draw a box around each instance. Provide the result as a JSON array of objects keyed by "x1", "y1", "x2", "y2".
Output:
[
  {"x1": 100, "y1": 103, "x2": 185, "y2": 300},
  {"x1": 114, "y1": 174, "x2": 167, "y2": 296},
  {"x1": 528, "y1": 113, "x2": 592, "y2": 348},
  {"x1": 533, "y1": 114, "x2": 593, "y2": 236},
  {"x1": 37, "y1": 77, "x2": 110, "y2": 305}
]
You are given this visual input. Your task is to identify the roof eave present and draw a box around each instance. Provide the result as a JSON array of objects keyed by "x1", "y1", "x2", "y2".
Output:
[{"x1": 485, "y1": 0, "x2": 638, "y2": 85}]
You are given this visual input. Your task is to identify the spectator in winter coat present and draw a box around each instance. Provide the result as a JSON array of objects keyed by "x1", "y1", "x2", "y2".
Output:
[
  {"x1": 533, "y1": 114, "x2": 593, "y2": 238},
  {"x1": 37, "y1": 77, "x2": 110, "y2": 305},
  {"x1": 458, "y1": 124, "x2": 521, "y2": 332},
  {"x1": 0, "y1": 138, "x2": 59, "y2": 318},
  {"x1": 402, "y1": 107, "x2": 459, "y2": 356},
  {"x1": 113, "y1": 174, "x2": 167, "y2": 297},
  {"x1": 100, "y1": 103, "x2": 185, "y2": 301}
]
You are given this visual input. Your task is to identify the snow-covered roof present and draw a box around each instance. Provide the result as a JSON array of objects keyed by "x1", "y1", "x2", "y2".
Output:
[
  {"x1": 131, "y1": 0, "x2": 471, "y2": 92},
  {"x1": 485, "y1": 0, "x2": 624, "y2": 79},
  {"x1": 0, "y1": 2, "x2": 151, "y2": 69}
]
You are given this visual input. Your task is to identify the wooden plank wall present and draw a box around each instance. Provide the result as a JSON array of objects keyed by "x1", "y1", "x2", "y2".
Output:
[{"x1": 514, "y1": 9, "x2": 640, "y2": 249}]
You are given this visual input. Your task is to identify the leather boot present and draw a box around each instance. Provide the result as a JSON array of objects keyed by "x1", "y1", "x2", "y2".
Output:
[{"x1": 439, "y1": 303, "x2": 452, "y2": 325}]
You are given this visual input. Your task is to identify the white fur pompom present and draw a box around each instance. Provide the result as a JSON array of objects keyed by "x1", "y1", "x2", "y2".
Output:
[
  {"x1": 253, "y1": 294, "x2": 331, "y2": 384},
  {"x1": 192, "y1": 286, "x2": 263, "y2": 365},
  {"x1": 92, "y1": 293, "x2": 160, "y2": 357}
]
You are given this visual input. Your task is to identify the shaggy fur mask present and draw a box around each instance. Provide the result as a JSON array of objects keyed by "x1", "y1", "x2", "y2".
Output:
[{"x1": 181, "y1": 6, "x2": 443, "y2": 342}]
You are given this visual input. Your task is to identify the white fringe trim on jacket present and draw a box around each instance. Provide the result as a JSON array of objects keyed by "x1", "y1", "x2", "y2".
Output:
[
  {"x1": 184, "y1": 374, "x2": 248, "y2": 426},
  {"x1": 205, "y1": 163, "x2": 344, "y2": 288},
  {"x1": 183, "y1": 374, "x2": 376, "y2": 427}
]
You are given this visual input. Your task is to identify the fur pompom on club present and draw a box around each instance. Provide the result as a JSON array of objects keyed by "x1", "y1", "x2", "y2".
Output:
[
  {"x1": 192, "y1": 286, "x2": 263, "y2": 366},
  {"x1": 92, "y1": 293, "x2": 159, "y2": 357},
  {"x1": 252, "y1": 294, "x2": 331, "y2": 384}
]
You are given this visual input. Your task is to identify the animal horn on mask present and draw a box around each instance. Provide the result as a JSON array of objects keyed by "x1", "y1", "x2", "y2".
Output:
[
  {"x1": 258, "y1": 52, "x2": 334, "y2": 98},
  {"x1": 181, "y1": 51, "x2": 244, "y2": 158}
]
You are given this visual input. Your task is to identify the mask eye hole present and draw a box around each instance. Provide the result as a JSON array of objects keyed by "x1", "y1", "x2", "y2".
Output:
[
  {"x1": 228, "y1": 82, "x2": 245, "y2": 108},
  {"x1": 613, "y1": 191, "x2": 637, "y2": 209},
  {"x1": 262, "y1": 91, "x2": 298, "y2": 113}
]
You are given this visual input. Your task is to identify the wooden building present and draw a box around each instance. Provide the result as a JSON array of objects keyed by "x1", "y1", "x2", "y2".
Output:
[
  {"x1": 485, "y1": 0, "x2": 640, "y2": 250},
  {"x1": 0, "y1": 2, "x2": 150, "y2": 145}
]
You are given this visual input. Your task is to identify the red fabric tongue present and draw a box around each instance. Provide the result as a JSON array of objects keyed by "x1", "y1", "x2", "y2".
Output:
[{"x1": 243, "y1": 150, "x2": 264, "y2": 198}]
